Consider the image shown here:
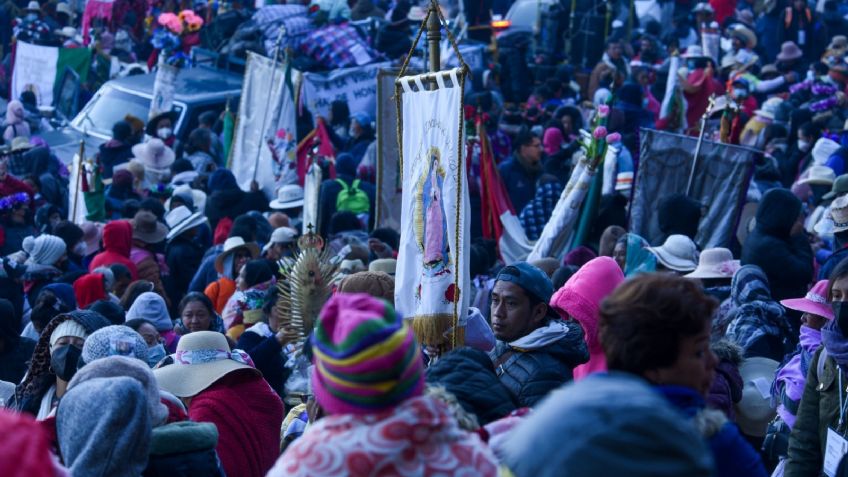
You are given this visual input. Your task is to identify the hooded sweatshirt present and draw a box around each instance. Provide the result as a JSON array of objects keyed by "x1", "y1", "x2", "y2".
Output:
[
  {"x1": 57, "y1": 376, "x2": 151, "y2": 477},
  {"x1": 89, "y1": 220, "x2": 139, "y2": 279},
  {"x1": 741, "y1": 188, "x2": 813, "y2": 302},
  {"x1": 550, "y1": 257, "x2": 625, "y2": 380},
  {"x1": 73, "y1": 273, "x2": 106, "y2": 309}
]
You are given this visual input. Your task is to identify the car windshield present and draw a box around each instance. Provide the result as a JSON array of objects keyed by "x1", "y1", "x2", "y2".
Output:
[{"x1": 71, "y1": 86, "x2": 151, "y2": 137}]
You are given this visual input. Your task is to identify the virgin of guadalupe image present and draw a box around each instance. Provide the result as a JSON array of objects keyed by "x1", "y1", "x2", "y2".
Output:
[{"x1": 416, "y1": 147, "x2": 450, "y2": 279}]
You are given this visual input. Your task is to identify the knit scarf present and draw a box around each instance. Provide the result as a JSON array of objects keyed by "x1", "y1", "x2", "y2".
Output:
[{"x1": 822, "y1": 318, "x2": 848, "y2": 368}]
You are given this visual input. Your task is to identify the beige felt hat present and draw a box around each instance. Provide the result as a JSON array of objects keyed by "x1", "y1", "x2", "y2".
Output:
[{"x1": 153, "y1": 331, "x2": 259, "y2": 397}]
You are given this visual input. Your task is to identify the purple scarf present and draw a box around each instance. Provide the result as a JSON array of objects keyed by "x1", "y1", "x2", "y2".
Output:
[
  {"x1": 775, "y1": 326, "x2": 823, "y2": 428},
  {"x1": 822, "y1": 318, "x2": 848, "y2": 368}
]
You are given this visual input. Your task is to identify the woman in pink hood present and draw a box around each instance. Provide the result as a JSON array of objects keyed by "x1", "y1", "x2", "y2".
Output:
[{"x1": 550, "y1": 256, "x2": 624, "y2": 380}]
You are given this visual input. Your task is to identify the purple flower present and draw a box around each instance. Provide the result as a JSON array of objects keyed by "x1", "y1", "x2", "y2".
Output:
[
  {"x1": 597, "y1": 104, "x2": 610, "y2": 118},
  {"x1": 593, "y1": 126, "x2": 608, "y2": 140},
  {"x1": 606, "y1": 132, "x2": 622, "y2": 143}
]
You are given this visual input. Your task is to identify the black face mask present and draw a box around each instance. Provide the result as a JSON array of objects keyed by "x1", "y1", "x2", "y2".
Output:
[
  {"x1": 50, "y1": 344, "x2": 82, "y2": 382},
  {"x1": 833, "y1": 302, "x2": 848, "y2": 336}
]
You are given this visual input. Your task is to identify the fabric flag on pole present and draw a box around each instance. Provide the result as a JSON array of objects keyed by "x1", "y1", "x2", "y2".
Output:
[
  {"x1": 68, "y1": 153, "x2": 89, "y2": 225},
  {"x1": 149, "y1": 62, "x2": 179, "y2": 121},
  {"x1": 476, "y1": 118, "x2": 532, "y2": 263},
  {"x1": 658, "y1": 54, "x2": 687, "y2": 133},
  {"x1": 630, "y1": 129, "x2": 756, "y2": 248},
  {"x1": 222, "y1": 105, "x2": 235, "y2": 168},
  {"x1": 231, "y1": 52, "x2": 298, "y2": 198},
  {"x1": 295, "y1": 119, "x2": 335, "y2": 186},
  {"x1": 12, "y1": 41, "x2": 91, "y2": 106},
  {"x1": 395, "y1": 68, "x2": 470, "y2": 348}
]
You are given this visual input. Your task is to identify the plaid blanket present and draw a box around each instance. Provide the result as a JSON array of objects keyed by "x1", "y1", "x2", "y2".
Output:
[
  {"x1": 520, "y1": 181, "x2": 563, "y2": 241},
  {"x1": 300, "y1": 23, "x2": 378, "y2": 69}
]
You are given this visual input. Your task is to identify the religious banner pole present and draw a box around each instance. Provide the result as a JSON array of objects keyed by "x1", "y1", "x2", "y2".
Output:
[
  {"x1": 686, "y1": 94, "x2": 716, "y2": 196},
  {"x1": 394, "y1": 0, "x2": 470, "y2": 357}
]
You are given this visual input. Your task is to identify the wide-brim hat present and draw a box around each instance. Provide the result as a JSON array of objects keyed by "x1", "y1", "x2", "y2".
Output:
[
  {"x1": 165, "y1": 205, "x2": 207, "y2": 241},
  {"x1": 829, "y1": 35, "x2": 848, "y2": 51},
  {"x1": 799, "y1": 165, "x2": 837, "y2": 186},
  {"x1": 56, "y1": 2, "x2": 75, "y2": 17},
  {"x1": 729, "y1": 24, "x2": 757, "y2": 49},
  {"x1": 145, "y1": 110, "x2": 178, "y2": 136},
  {"x1": 735, "y1": 357, "x2": 779, "y2": 437},
  {"x1": 25, "y1": 0, "x2": 39, "y2": 11},
  {"x1": 823, "y1": 174, "x2": 848, "y2": 200},
  {"x1": 777, "y1": 41, "x2": 803, "y2": 62},
  {"x1": 831, "y1": 195, "x2": 848, "y2": 233},
  {"x1": 684, "y1": 247, "x2": 739, "y2": 280},
  {"x1": 165, "y1": 184, "x2": 207, "y2": 213},
  {"x1": 647, "y1": 234, "x2": 698, "y2": 272},
  {"x1": 132, "y1": 138, "x2": 175, "y2": 169},
  {"x1": 153, "y1": 331, "x2": 259, "y2": 398},
  {"x1": 10, "y1": 136, "x2": 32, "y2": 153},
  {"x1": 269, "y1": 184, "x2": 304, "y2": 210},
  {"x1": 214, "y1": 237, "x2": 259, "y2": 275},
  {"x1": 780, "y1": 280, "x2": 834, "y2": 320},
  {"x1": 131, "y1": 210, "x2": 168, "y2": 244},
  {"x1": 57, "y1": 26, "x2": 77, "y2": 38},
  {"x1": 753, "y1": 97, "x2": 783, "y2": 119}
]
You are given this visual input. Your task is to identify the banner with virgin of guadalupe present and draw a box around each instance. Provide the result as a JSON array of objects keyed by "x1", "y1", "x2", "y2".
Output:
[{"x1": 395, "y1": 68, "x2": 470, "y2": 348}]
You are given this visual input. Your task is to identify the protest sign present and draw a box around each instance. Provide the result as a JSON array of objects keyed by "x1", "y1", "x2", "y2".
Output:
[
  {"x1": 300, "y1": 62, "x2": 389, "y2": 122},
  {"x1": 630, "y1": 129, "x2": 757, "y2": 248},
  {"x1": 12, "y1": 41, "x2": 91, "y2": 106}
]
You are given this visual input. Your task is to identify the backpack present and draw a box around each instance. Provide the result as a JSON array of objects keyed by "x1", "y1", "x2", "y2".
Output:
[{"x1": 335, "y1": 179, "x2": 369, "y2": 214}]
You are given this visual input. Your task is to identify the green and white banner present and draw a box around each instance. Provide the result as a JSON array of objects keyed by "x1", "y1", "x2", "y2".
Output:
[{"x1": 12, "y1": 41, "x2": 91, "y2": 106}]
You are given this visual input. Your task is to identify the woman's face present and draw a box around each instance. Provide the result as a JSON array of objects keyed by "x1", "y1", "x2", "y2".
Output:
[
  {"x1": 613, "y1": 242, "x2": 627, "y2": 271},
  {"x1": 832, "y1": 277, "x2": 848, "y2": 302},
  {"x1": 182, "y1": 300, "x2": 211, "y2": 333},
  {"x1": 647, "y1": 322, "x2": 717, "y2": 397},
  {"x1": 561, "y1": 115, "x2": 573, "y2": 135},
  {"x1": 233, "y1": 249, "x2": 251, "y2": 277},
  {"x1": 236, "y1": 266, "x2": 247, "y2": 291},
  {"x1": 136, "y1": 323, "x2": 161, "y2": 347},
  {"x1": 801, "y1": 312, "x2": 828, "y2": 330}
]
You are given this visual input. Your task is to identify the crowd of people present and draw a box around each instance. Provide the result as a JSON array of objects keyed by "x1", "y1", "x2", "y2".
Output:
[{"x1": 4, "y1": 0, "x2": 848, "y2": 475}]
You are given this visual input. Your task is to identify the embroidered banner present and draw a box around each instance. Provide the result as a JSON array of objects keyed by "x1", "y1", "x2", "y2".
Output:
[{"x1": 395, "y1": 69, "x2": 470, "y2": 348}]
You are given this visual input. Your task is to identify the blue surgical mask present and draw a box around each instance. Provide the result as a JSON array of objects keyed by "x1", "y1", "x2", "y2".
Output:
[{"x1": 147, "y1": 343, "x2": 167, "y2": 368}]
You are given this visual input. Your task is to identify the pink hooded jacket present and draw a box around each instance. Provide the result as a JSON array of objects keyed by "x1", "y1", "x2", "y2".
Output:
[{"x1": 549, "y1": 257, "x2": 624, "y2": 380}]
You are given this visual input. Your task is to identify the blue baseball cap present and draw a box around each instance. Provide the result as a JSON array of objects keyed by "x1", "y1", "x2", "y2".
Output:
[{"x1": 495, "y1": 262, "x2": 554, "y2": 303}]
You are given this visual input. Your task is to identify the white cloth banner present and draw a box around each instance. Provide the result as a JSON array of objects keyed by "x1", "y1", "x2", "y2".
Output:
[
  {"x1": 301, "y1": 62, "x2": 389, "y2": 123},
  {"x1": 395, "y1": 69, "x2": 470, "y2": 339},
  {"x1": 11, "y1": 41, "x2": 59, "y2": 107},
  {"x1": 231, "y1": 52, "x2": 298, "y2": 199},
  {"x1": 68, "y1": 153, "x2": 88, "y2": 224}
]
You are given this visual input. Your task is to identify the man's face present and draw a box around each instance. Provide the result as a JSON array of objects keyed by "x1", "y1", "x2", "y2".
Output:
[
  {"x1": 607, "y1": 43, "x2": 622, "y2": 60},
  {"x1": 490, "y1": 280, "x2": 546, "y2": 342},
  {"x1": 519, "y1": 137, "x2": 543, "y2": 168}
]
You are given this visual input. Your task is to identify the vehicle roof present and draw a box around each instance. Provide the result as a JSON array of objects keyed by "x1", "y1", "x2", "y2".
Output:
[{"x1": 108, "y1": 66, "x2": 242, "y2": 103}]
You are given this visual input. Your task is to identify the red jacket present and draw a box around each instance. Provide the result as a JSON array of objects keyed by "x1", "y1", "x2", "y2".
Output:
[
  {"x1": 89, "y1": 220, "x2": 139, "y2": 279},
  {"x1": 189, "y1": 370, "x2": 284, "y2": 477}
]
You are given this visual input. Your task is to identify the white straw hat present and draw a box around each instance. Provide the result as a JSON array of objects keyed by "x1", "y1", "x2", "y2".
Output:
[
  {"x1": 684, "y1": 247, "x2": 739, "y2": 279},
  {"x1": 647, "y1": 235, "x2": 699, "y2": 272},
  {"x1": 269, "y1": 184, "x2": 304, "y2": 210}
]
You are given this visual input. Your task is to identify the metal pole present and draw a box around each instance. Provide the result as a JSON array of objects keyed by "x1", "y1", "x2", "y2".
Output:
[
  {"x1": 427, "y1": 7, "x2": 441, "y2": 89},
  {"x1": 252, "y1": 28, "x2": 286, "y2": 183},
  {"x1": 686, "y1": 94, "x2": 717, "y2": 196}
]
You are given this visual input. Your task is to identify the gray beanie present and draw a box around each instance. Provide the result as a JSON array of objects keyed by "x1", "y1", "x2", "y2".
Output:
[
  {"x1": 22, "y1": 234, "x2": 67, "y2": 266},
  {"x1": 81, "y1": 325, "x2": 149, "y2": 365},
  {"x1": 69, "y1": 355, "x2": 168, "y2": 426},
  {"x1": 57, "y1": 376, "x2": 152, "y2": 477},
  {"x1": 503, "y1": 372, "x2": 715, "y2": 477}
]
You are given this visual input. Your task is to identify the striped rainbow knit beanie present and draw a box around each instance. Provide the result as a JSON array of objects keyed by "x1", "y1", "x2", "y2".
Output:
[{"x1": 311, "y1": 293, "x2": 424, "y2": 415}]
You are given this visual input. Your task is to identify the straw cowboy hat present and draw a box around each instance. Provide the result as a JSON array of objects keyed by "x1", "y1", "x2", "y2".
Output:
[
  {"x1": 57, "y1": 26, "x2": 77, "y2": 38},
  {"x1": 153, "y1": 331, "x2": 259, "y2": 397},
  {"x1": 132, "y1": 139, "x2": 175, "y2": 170},
  {"x1": 824, "y1": 174, "x2": 848, "y2": 201},
  {"x1": 269, "y1": 184, "x2": 304, "y2": 210},
  {"x1": 165, "y1": 205, "x2": 207, "y2": 241},
  {"x1": 10, "y1": 137, "x2": 32, "y2": 153},
  {"x1": 799, "y1": 165, "x2": 837, "y2": 186},
  {"x1": 753, "y1": 97, "x2": 783, "y2": 120},
  {"x1": 647, "y1": 234, "x2": 699, "y2": 272},
  {"x1": 728, "y1": 24, "x2": 757, "y2": 49},
  {"x1": 831, "y1": 195, "x2": 848, "y2": 233},
  {"x1": 781, "y1": 280, "x2": 834, "y2": 320},
  {"x1": 214, "y1": 237, "x2": 259, "y2": 275},
  {"x1": 131, "y1": 210, "x2": 168, "y2": 244},
  {"x1": 776, "y1": 41, "x2": 803, "y2": 62},
  {"x1": 165, "y1": 184, "x2": 207, "y2": 213},
  {"x1": 735, "y1": 357, "x2": 779, "y2": 437},
  {"x1": 684, "y1": 248, "x2": 740, "y2": 280}
]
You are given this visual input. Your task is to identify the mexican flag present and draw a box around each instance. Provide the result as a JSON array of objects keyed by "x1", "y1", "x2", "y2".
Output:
[{"x1": 11, "y1": 41, "x2": 91, "y2": 107}]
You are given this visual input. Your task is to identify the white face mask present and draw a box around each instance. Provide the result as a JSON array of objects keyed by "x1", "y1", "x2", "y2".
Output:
[
  {"x1": 798, "y1": 140, "x2": 811, "y2": 152},
  {"x1": 73, "y1": 241, "x2": 88, "y2": 256},
  {"x1": 157, "y1": 127, "x2": 172, "y2": 139}
]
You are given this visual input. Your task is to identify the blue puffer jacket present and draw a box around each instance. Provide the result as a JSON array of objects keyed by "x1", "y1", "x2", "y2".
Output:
[{"x1": 658, "y1": 385, "x2": 768, "y2": 477}]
